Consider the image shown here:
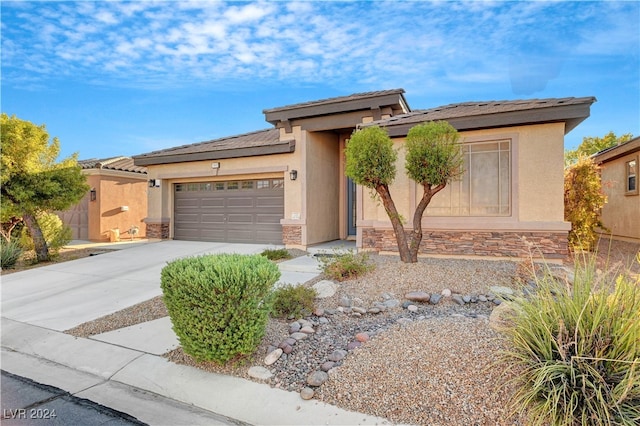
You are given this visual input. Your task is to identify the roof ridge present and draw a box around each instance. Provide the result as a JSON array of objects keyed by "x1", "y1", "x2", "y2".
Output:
[{"x1": 263, "y1": 88, "x2": 405, "y2": 113}]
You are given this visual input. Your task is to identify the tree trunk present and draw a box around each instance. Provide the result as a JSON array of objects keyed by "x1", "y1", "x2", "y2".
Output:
[
  {"x1": 23, "y1": 212, "x2": 49, "y2": 262},
  {"x1": 408, "y1": 183, "x2": 446, "y2": 263},
  {"x1": 375, "y1": 183, "x2": 413, "y2": 263}
]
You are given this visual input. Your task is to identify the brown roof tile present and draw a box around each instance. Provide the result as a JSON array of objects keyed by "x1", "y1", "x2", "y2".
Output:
[
  {"x1": 263, "y1": 89, "x2": 406, "y2": 113},
  {"x1": 79, "y1": 157, "x2": 147, "y2": 174}
]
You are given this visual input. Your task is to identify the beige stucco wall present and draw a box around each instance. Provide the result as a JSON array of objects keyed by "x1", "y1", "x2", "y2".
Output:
[
  {"x1": 86, "y1": 172, "x2": 148, "y2": 241},
  {"x1": 305, "y1": 131, "x2": 340, "y2": 245},
  {"x1": 358, "y1": 122, "x2": 569, "y2": 233},
  {"x1": 599, "y1": 153, "x2": 640, "y2": 241}
]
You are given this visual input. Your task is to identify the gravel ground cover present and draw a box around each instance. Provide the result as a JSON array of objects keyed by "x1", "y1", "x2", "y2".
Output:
[{"x1": 63, "y1": 241, "x2": 638, "y2": 425}]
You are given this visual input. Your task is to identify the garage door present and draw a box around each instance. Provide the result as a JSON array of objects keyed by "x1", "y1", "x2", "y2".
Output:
[{"x1": 174, "y1": 179, "x2": 284, "y2": 244}]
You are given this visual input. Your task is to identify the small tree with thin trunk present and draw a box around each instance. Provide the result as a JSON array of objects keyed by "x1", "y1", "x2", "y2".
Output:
[
  {"x1": 345, "y1": 121, "x2": 464, "y2": 263},
  {"x1": 1, "y1": 113, "x2": 88, "y2": 262}
]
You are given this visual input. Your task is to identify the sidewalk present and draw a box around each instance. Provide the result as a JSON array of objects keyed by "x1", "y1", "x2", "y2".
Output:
[{"x1": 1, "y1": 241, "x2": 390, "y2": 425}]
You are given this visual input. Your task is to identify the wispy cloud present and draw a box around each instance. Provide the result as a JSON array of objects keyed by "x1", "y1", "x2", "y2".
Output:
[{"x1": 1, "y1": 0, "x2": 637, "y2": 95}]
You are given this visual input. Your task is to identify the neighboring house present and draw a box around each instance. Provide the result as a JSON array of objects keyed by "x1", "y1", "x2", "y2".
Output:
[
  {"x1": 593, "y1": 137, "x2": 640, "y2": 242},
  {"x1": 133, "y1": 89, "x2": 595, "y2": 259},
  {"x1": 58, "y1": 157, "x2": 148, "y2": 242}
]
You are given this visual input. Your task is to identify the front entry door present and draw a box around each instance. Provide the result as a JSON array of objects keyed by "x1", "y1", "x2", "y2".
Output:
[{"x1": 347, "y1": 177, "x2": 357, "y2": 236}]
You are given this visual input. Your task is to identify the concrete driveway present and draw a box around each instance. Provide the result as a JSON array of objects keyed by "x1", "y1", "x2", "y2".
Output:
[{"x1": 1, "y1": 240, "x2": 319, "y2": 332}]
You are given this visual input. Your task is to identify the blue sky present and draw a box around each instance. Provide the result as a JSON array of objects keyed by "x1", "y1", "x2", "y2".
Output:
[{"x1": 2, "y1": 1, "x2": 639, "y2": 160}]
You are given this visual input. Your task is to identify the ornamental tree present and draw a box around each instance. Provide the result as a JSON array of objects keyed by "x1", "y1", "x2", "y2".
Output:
[
  {"x1": 1, "y1": 113, "x2": 88, "y2": 262},
  {"x1": 345, "y1": 121, "x2": 464, "y2": 263}
]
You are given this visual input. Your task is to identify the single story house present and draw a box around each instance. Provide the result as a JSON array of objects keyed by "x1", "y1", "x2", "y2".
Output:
[
  {"x1": 593, "y1": 137, "x2": 640, "y2": 242},
  {"x1": 58, "y1": 157, "x2": 148, "y2": 242},
  {"x1": 133, "y1": 89, "x2": 595, "y2": 259}
]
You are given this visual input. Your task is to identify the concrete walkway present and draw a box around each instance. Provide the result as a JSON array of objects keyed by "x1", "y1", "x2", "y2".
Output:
[{"x1": 1, "y1": 240, "x2": 388, "y2": 425}]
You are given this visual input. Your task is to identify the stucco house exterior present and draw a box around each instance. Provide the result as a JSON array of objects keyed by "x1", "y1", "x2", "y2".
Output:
[
  {"x1": 593, "y1": 137, "x2": 640, "y2": 242},
  {"x1": 133, "y1": 89, "x2": 595, "y2": 259},
  {"x1": 58, "y1": 157, "x2": 148, "y2": 242}
]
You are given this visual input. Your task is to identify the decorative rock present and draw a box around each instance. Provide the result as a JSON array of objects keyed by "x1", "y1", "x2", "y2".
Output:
[
  {"x1": 350, "y1": 312, "x2": 361, "y2": 317},
  {"x1": 248, "y1": 366, "x2": 273, "y2": 380},
  {"x1": 470, "y1": 295, "x2": 478, "y2": 303},
  {"x1": 289, "y1": 322, "x2": 301, "y2": 333},
  {"x1": 324, "y1": 308, "x2": 337, "y2": 315},
  {"x1": 396, "y1": 318, "x2": 413, "y2": 326},
  {"x1": 264, "y1": 348, "x2": 283, "y2": 366},
  {"x1": 282, "y1": 344, "x2": 293, "y2": 355},
  {"x1": 489, "y1": 285, "x2": 515, "y2": 296},
  {"x1": 489, "y1": 301, "x2": 513, "y2": 331},
  {"x1": 352, "y1": 306, "x2": 367, "y2": 314},
  {"x1": 307, "y1": 371, "x2": 329, "y2": 387},
  {"x1": 405, "y1": 291, "x2": 431, "y2": 303},
  {"x1": 493, "y1": 298, "x2": 502, "y2": 305},
  {"x1": 300, "y1": 387, "x2": 315, "y2": 400},
  {"x1": 381, "y1": 292, "x2": 393, "y2": 300},
  {"x1": 300, "y1": 325, "x2": 315, "y2": 334},
  {"x1": 368, "y1": 307, "x2": 382, "y2": 314},
  {"x1": 328, "y1": 349, "x2": 348, "y2": 362},
  {"x1": 285, "y1": 338, "x2": 297, "y2": 346},
  {"x1": 290, "y1": 332, "x2": 308, "y2": 341},
  {"x1": 339, "y1": 296, "x2": 352, "y2": 307},
  {"x1": 407, "y1": 304, "x2": 419, "y2": 312},
  {"x1": 347, "y1": 341, "x2": 362, "y2": 350},
  {"x1": 312, "y1": 280, "x2": 338, "y2": 298},
  {"x1": 462, "y1": 295, "x2": 471, "y2": 303},
  {"x1": 429, "y1": 294, "x2": 442, "y2": 305},
  {"x1": 313, "y1": 307, "x2": 325, "y2": 316},
  {"x1": 452, "y1": 294, "x2": 465, "y2": 306},
  {"x1": 320, "y1": 361, "x2": 335, "y2": 372},
  {"x1": 383, "y1": 298, "x2": 400, "y2": 308},
  {"x1": 318, "y1": 317, "x2": 329, "y2": 324},
  {"x1": 478, "y1": 294, "x2": 487, "y2": 302},
  {"x1": 441, "y1": 288, "x2": 452, "y2": 297},
  {"x1": 355, "y1": 332, "x2": 369, "y2": 342}
]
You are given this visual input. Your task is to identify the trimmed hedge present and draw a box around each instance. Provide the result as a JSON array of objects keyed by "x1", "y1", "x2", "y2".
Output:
[{"x1": 161, "y1": 253, "x2": 280, "y2": 364}]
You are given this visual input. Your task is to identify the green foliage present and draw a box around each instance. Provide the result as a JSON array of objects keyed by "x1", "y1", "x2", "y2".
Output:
[
  {"x1": 345, "y1": 126, "x2": 397, "y2": 188},
  {"x1": 500, "y1": 255, "x2": 640, "y2": 425},
  {"x1": 20, "y1": 212, "x2": 72, "y2": 255},
  {"x1": 405, "y1": 121, "x2": 464, "y2": 186},
  {"x1": 564, "y1": 156, "x2": 606, "y2": 251},
  {"x1": 260, "y1": 248, "x2": 291, "y2": 261},
  {"x1": 1, "y1": 238, "x2": 23, "y2": 269},
  {"x1": 1, "y1": 113, "x2": 88, "y2": 261},
  {"x1": 271, "y1": 284, "x2": 317, "y2": 319},
  {"x1": 160, "y1": 254, "x2": 280, "y2": 364},
  {"x1": 565, "y1": 131, "x2": 633, "y2": 165},
  {"x1": 318, "y1": 249, "x2": 374, "y2": 281}
]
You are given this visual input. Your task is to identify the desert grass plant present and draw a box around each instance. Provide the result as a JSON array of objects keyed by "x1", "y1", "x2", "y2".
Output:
[
  {"x1": 318, "y1": 249, "x2": 374, "y2": 282},
  {"x1": 500, "y1": 252, "x2": 640, "y2": 425},
  {"x1": 271, "y1": 284, "x2": 317, "y2": 319},
  {"x1": 1, "y1": 238, "x2": 23, "y2": 269},
  {"x1": 260, "y1": 248, "x2": 291, "y2": 261},
  {"x1": 161, "y1": 253, "x2": 280, "y2": 364}
]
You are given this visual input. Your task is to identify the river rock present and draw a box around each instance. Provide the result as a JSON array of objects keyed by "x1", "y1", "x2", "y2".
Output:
[
  {"x1": 441, "y1": 288, "x2": 452, "y2": 297},
  {"x1": 347, "y1": 341, "x2": 362, "y2": 350},
  {"x1": 307, "y1": 371, "x2": 329, "y2": 386},
  {"x1": 321, "y1": 361, "x2": 336, "y2": 372},
  {"x1": 405, "y1": 291, "x2": 431, "y2": 303},
  {"x1": 312, "y1": 280, "x2": 338, "y2": 298},
  {"x1": 429, "y1": 294, "x2": 442, "y2": 305},
  {"x1": 290, "y1": 332, "x2": 308, "y2": 340},
  {"x1": 248, "y1": 366, "x2": 273, "y2": 380},
  {"x1": 264, "y1": 348, "x2": 283, "y2": 366},
  {"x1": 355, "y1": 332, "x2": 369, "y2": 342},
  {"x1": 452, "y1": 294, "x2": 465, "y2": 306},
  {"x1": 328, "y1": 349, "x2": 348, "y2": 362},
  {"x1": 300, "y1": 387, "x2": 315, "y2": 400}
]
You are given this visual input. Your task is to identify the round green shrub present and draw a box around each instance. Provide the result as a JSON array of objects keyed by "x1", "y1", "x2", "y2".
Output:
[
  {"x1": 271, "y1": 284, "x2": 317, "y2": 319},
  {"x1": 161, "y1": 253, "x2": 280, "y2": 364}
]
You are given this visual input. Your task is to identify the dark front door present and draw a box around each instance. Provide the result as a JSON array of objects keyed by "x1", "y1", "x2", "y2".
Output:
[{"x1": 347, "y1": 177, "x2": 357, "y2": 236}]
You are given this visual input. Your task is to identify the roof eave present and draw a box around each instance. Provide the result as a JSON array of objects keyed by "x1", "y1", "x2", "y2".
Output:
[
  {"x1": 133, "y1": 140, "x2": 295, "y2": 166},
  {"x1": 593, "y1": 137, "x2": 640, "y2": 164}
]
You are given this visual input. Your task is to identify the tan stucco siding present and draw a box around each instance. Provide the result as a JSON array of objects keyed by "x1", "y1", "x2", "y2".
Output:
[
  {"x1": 599, "y1": 153, "x2": 640, "y2": 241},
  {"x1": 95, "y1": 174, "x2": 148, "y2": 241},
  {"x1": 305, "y1": 131, "x2": 340, "y2": 245},
  {"x1": 359, "y1": 123, "x2": 569, "y2": 231}
]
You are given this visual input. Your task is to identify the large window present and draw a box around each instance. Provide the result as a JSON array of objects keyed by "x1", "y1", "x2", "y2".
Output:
[
  {"x1": 626, "y1": 158, "x2": 637, "y2": 194},
  {"x1": 426, "y1": 139, "x2": 511, "y2": 216}
]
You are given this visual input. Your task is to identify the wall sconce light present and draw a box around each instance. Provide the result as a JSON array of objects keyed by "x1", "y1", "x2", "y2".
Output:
[
  {"x1": 289, "y1": 170, "x2": 298, "y2": 181},
  {"x1": 148, "y1": 179, "x2": 160, "y2": 188},
  {"x1": 90, "y1": 188, "x2": 96, "y2": 201}
]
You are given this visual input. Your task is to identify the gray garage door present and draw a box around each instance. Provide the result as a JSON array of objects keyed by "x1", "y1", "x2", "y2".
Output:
[{"x1": 174, "y1": 179, "x2": 284, "y2": 244}]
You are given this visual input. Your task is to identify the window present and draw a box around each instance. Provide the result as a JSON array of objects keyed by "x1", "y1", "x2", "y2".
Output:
[
  {"x1": 257, "y1": 180, "x2": 270, "y2": 189},
  {"x1": 241, "y1": 181, "x2": 254, "y2": 190},
  {"x1": 427, "y1": 140, "x2": 511, "y2": 216},
  {"x1": 272, "y1": 179, "x2": 284, "y2": 189},
  {"x1": 226, "y1": 181, "x2": 239, "y2": 190},
  {"x1": 214, "y1": 182, "x2": 225, "y2": 191},
  {"x1": 626, "y1": 159, "x2": 637, "y2": 194}
]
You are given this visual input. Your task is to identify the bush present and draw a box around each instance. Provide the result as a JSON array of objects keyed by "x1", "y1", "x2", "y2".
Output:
[
  {"x1": 161, "y1": 253, "x2": 280, "y2": 364},
  {"x1": 20, "y1": 212, "x2": 72, "y2": 256},
  {"x1": 1, "y1": 238, "x2": 23, "y2": 269},
  {"x1": 318, "y1": 249, "x2": 374, "y2": 282},
  {"x1": 271, "y1": 284, "x2": 317, "y2": 319},
  {"x1": 500, "y1": 254, "x2": 640, "y2": 425},
  {"x1": 260, "y1": 248, "x2": 291, "y2": 261}
]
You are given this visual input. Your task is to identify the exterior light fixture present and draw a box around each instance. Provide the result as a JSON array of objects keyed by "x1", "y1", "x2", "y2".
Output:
[
  {"x1": 90, "y1": 188, "x2": 97, "y2": 201},
  {"x1": 148, "y1": 179, "x2": 160, "y2": 188},
  {"x1": 289, "y1": 170, "x2": 298, "y2": 181}
]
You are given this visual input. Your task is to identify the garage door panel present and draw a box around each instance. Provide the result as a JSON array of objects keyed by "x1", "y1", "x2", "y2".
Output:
[{"x1": 174, "y1": 179, "x2": 283, "y2": 244}]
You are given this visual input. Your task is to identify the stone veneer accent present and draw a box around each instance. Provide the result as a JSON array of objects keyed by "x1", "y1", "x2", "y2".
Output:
[
  {"x1": 362, "y1": 229, "x2": 568, "y2": 259},
  {"x1": 282, "y1": 225, "x2": 303, "y2": 245},
  {"x1": 146, "y1": 222, "x2": 170, "y2": 239}
]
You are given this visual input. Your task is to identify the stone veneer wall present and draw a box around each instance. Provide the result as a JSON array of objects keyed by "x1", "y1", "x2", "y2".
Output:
[
  {"x1": 146, "y1": 222, "x2": 170, "y2": 239},
  {"x1": 362, "y1": 229, "x2": 568, "y2": 259},
  {"x1": 282, "y1": 225, "x2": 302, "y2": 245}
]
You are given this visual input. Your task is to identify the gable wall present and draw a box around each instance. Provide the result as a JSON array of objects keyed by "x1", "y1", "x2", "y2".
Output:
[{"x1": 599, "y1": 152, "x2": 640, "y2": 241}]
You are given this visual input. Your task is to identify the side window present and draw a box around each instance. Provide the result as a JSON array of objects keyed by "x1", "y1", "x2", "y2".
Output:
[{"x1": 626, "y1": 159, "x2": 637, "y2": 194}]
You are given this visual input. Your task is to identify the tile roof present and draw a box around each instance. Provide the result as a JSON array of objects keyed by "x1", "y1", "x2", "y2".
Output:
[
  {"x1": 370, "y1": 97, "x2": 597, "y2": 127},
  {"x1": 79, "y1": 157, "x2": 147, "y2": 174},
  {"x1": 133, "y1": 128, "x2": 282, "y2": 161},
  {"x1": 263, "y1": 89, "x2": 406, "y2": 113},
  {"x1": 593, "y1": 136, "x2": 640, "y2": 163}
]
